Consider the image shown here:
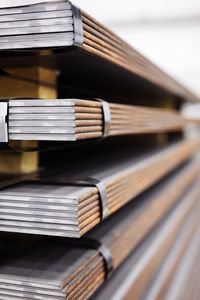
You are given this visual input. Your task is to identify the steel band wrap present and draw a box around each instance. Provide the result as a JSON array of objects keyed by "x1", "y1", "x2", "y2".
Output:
[
  {"x1": 71, "y1": 4, "x2": 84, "y2": 46},
  {"x1": 95, "y1": 99, "x2": 111, "y2": 137},
  {"x1": 0, "y1": 101, "x2": 8, "y2": 143},
  {"x1": 48, "y1": 236, "x2": 113, "y2": 278}
]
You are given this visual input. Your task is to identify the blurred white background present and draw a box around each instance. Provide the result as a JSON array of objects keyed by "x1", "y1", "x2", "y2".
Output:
[{"x1": 73, "y1": 0, "x2": 200, "y2": 97}]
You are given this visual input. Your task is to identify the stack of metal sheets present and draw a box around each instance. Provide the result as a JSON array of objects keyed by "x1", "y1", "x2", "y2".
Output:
[
  {"x1": 3, "y1": 98, "x2": 192, "y2": 142},
  {"x1": 0, "y1": 1, "x2": 74, "y2": 49},
  {"x1": 0, "y1": 163, "x2": 199, "y2": 300},
  {"x1": 140, "y1": 223, "x2": 200, "y2": 300},
  {"x1": 8, "y1": 99, "x2": 104, "y2": 142},
  {"x1": 0, "y1": 2, "x2": 200, "y2": 299},
  {"x1": 0, "y1": 138, "x2": 199, "y2": 237},
  {"x1": 0, "y1": 0, "x2": 198, "y2": 103},
  {"x1": 161, "y1": 227, "x2": 200, "y2": 300},
  {"x1": 92, "y1": 191, "x2": 200, "y2": 300}
]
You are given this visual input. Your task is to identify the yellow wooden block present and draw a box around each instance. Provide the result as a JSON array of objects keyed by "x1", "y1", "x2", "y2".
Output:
[
  {"x1": 0, "y1": 151, "x2": 39, "y2": 174},
  {"x1": 0, "y1": 66, "x2": 57, "y2": 98},
  {"x1": 0, "y1": 67, "x2": 57, "y2": 174}
]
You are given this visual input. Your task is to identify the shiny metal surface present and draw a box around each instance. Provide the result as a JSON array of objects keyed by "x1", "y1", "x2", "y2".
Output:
[{"x1": 0, "y1": 102, "x2": 8, "y2": 143}]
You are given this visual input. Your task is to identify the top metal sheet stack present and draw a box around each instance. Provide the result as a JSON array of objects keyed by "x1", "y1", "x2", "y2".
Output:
[
  {"x1": 0, "y1": 0, "x2": 199, "y2": 103},
  {"x1": 0, "y1": 1, "x2": 74, "y2": 49}
]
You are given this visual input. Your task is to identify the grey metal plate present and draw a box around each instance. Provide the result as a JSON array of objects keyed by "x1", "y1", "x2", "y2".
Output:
[
  {"x1": 0, "y1": 18, "x2": 73, "y2": 29},
  {"x1": 0, "y1": 10, "x2": 72, "y2": 22},
  {"x1": 0, "y1": 25, "x2": 73, "y2": 36},
  {"x1": 0, "y1": 2, "x2": 70, "y2": 15}
]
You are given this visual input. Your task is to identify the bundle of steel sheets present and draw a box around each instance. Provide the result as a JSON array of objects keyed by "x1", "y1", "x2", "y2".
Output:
[
  {"x1": 0, "y1": 1, "x2": 74, "y2": 49},
  {"x1": 0, "y1": 98, "x2": 195, "y2": 142},
  {"x1": 0, "y1": 138, "x2": 199, "y2": 237},
  {"x1": 0, "y1": 0, "x2": 199, "y2": 103},
  {"x1": 160, "y1": 226, "x2": 200, "y2": 300},
  {"x1": 140, "y1": 224, "x2": 200, "y2": 300},
  {"x1": 92, "y1": 192, "x2": 200, "y2": 300},
  {"x1": 0, "y1": 166, "x2": 199, "y2": 300}
]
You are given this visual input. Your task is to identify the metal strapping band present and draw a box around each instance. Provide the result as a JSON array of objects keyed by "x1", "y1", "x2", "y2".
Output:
[
  {"x1": 101, "y1": 100, "x2": 111, "y2": 137},
  {"x1": 72, "y1": 237, "x2": 113, "y2": 278},
  {"x1": 71, "y1": 3, "x2": 84, "y2": 47},
  {"x1": 50, "y1": 236, "x2": 113, "y2": 278},
  {"x1": 0, "y1": 102, "x2": 8, "y2": 143},
  {"x1": 95, "y1": 99, "x2": 111, "y2": 137}
]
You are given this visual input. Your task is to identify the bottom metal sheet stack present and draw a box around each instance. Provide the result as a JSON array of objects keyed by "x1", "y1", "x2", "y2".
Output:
[
  {"x1": 0, "y1": 161, "x2": 199, "y2": 300},
  {"x1": 140, "y1": 221, "x2": 200, "y2": 300},
  {"x1": 92, "y1": 195, "x2": 200, "y2": 300},
  {"x1": 162, "y1": 228, "x2": 200, "y2": 300}
]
